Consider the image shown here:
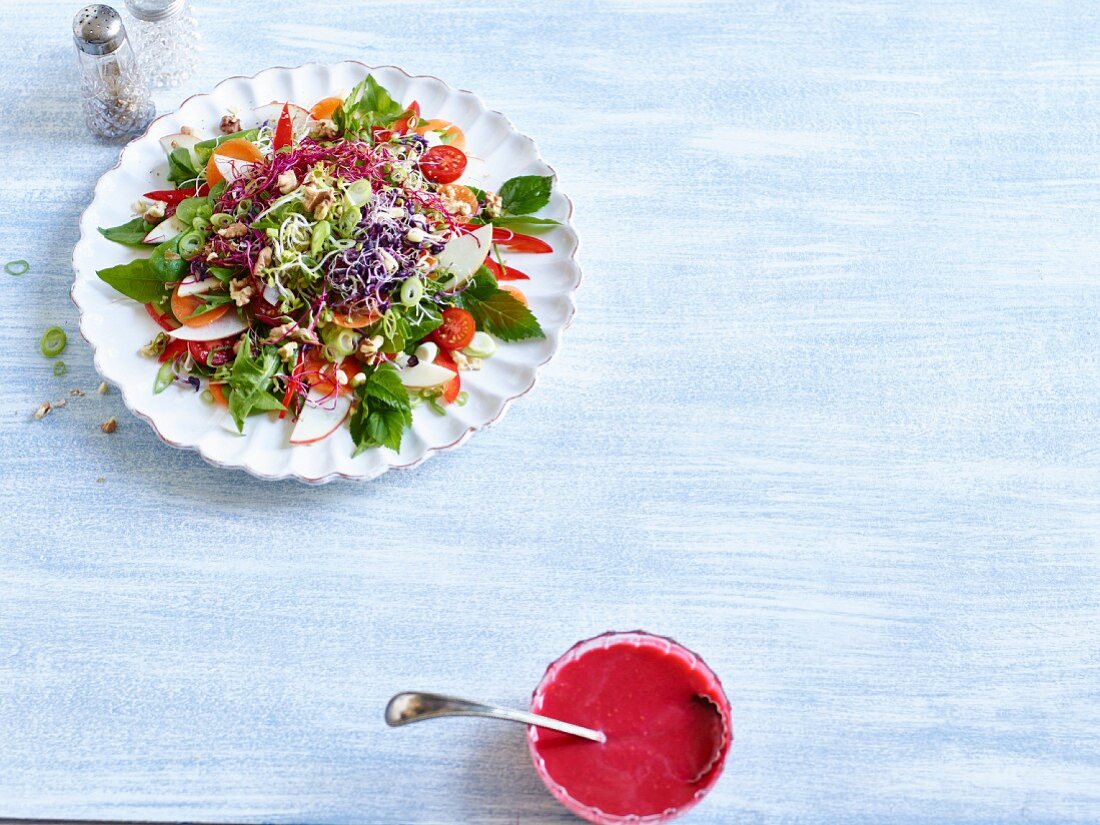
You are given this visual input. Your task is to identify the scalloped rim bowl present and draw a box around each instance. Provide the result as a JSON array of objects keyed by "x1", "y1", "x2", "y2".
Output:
[{"x1": 71, "y1": 62, "x2": 580, "y2": 483}]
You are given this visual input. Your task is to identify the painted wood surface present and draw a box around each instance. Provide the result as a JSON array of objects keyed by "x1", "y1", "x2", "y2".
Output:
[{"x1": 2, "y1": 1, "x2": 1100, "y2": 822}]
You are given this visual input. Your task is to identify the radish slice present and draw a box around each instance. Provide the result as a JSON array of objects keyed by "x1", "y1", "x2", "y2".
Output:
[
  {"x1": 167, "y1": 313, "x2": 247, "y2": 341},
  {"x1": 176, "y1": 277, "x2": 217, "y2": 297},
  {"x1": 438, "y1": 223, "x2": 493, "y2": 289},
  {"x1": 396, "y1": 360, "x2": 456, "y2": 389},
  {"x1": 290, "y1": 390, "x2": 352, "y2": 445},
  {"x1": 213, "y1": 154, "x2": 257, "y2": 183},
  {"x1": 143, "y1": 214, "x2": 188, "y2": 244}
]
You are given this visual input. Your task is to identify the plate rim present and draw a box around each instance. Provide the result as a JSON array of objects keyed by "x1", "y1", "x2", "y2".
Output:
[{"x1": 70, "y1": 60, "x2": 581, "y2": 484}]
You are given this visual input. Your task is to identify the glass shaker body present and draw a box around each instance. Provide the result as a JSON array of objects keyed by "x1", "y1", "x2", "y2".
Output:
[
  {"x1": 73, "y1": 5, "x2": 155, "y2": 140},
  {"x1": 123, "y1": 0, "x2": 198, "y2": 88}
]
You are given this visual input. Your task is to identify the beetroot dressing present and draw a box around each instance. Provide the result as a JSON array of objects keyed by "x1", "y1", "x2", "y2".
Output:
[{"x1": 529, "y1": 632, "x2": 731, "y2": 823}]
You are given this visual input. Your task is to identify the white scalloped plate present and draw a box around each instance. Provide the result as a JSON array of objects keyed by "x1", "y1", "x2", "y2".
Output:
[{"x1": 71, "y1": 62, "x2": 580, "y2": 483}]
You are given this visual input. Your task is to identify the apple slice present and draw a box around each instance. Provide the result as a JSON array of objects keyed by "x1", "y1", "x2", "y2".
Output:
[
  {"x1": 167, "y1": 313, "x2": 247, "y2": 341},
  {"x1": 290, "y1": 390, "x2": 352, "y2": 445},
  {"x1": 253, "y1": 102, "x2": 317, "y2": 137},
  {"x1": 396, "y1": 360, "x2": 456, "y2": 390},
  {"x1": 213, "y1": 154, "x2": 257, "y2": 183},
  {"x1": 176, "y1": 276, "x2": 217, "y2": 297},
  {"x1": 158, "y1": 132, "x2": 202, "y2": 166},
  {"x1": 143, "y1": 214, "x2": 188, "y2": 244},
  {"x1": 438, "y1": 223, "x2": 493, "y2": 289}
]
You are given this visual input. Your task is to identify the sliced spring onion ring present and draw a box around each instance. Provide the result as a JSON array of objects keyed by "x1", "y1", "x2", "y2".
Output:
[
  {"x1": 5, "y1": 259, "x2": 29, "y2": 276},
  {"x1": 40, "y1": 326, "x2": 67, "y2": 358},
  {"x1": 454, "y1": 391, "x2": 469, "y2": 407},
  {"x1": 345, "y1": 178, "x2": 372, "y2": 207},
  {"x1": 178, "y1": 229, "x2": 205, "y2": 259},
  {"x1": 400, "y1": 276, "x2": 423, "y2": 307},
  {"x1": 53, "y1": 361, "x2": 67, "y2": 376},
  {"x1": 211, "y1": 212, "x2": 232, "y2": 228},
  {"x1": 153, "y1": 361, "x2": 175, "y2": 394}
]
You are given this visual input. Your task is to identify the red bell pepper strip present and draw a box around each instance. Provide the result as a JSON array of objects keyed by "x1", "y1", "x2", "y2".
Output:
[
  {"x1": 143, "y1": 187, "x2": 198, "y2": 206},
  {"x1": 484, "y1": 258, "x2": 529, "y2": 281},
  {"x1": 393, "y1": 100, "x2": 421, "y2": 135},
  {"x1": 145, "y1": 302, "x2": 180, "y2": 331},
  {"x1": 494, "y1": 230, "x2": 552, "y2": 254},
  {"x1": 434, "y1": 350, "x2": 461, "y2": 405},
  {"x1": 273, "y1": 103, "x2": 293, "y2": 152},
  {"x1": 278, "y1": 352, "x2": 303, "y2": 420},
  {"x1": 158, "y1": 338, "x2": 188, "y2": 364}
]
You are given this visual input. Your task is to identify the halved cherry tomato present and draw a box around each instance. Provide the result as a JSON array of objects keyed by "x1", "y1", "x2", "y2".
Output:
[
  {"x1": 145, "y1": 302, "x2": 180, "y2": 330},
  {"x1": 495, "y1": 230, "x2": 552, "y2": 254},
  {"x1": 205, "y1": 138, "x2": 264, "y2": 185},
  {"x1": 170, "y1": 283, "x2": 231, "y2": 327},
  {"x1": 273, "y1": 103, "x2": 293, "y2": 152},
  {"x1": 438, "y1": 183, "x2": 479, "y2": 217},
  {"x1": 143, "y1": 188, "x2": 198, "y2": 206},
  {"x1": 502, "y1": 285, "x2": 529, "y2": 306},
  {"x1": 414, "y1": 118, "x2": 465, "y2": 151},
  {"x1": 420, "y1": 145, "x2": 467, "y2": 184},
  {"x1": 434, "y1": 349, "x2": 461, "y2": 404},
  {"x1": 331, "y1": 309, "x2": 382, "y2": 329},
  {"x1": 430, "y1": 307, "x2": 476, "y2": 350},
  {"x1": 159, "y1": 338, "x2": 188, "y2": 364},
  {"x1": 208, "y1": 382, "x2": 228, "y2": 407},
  {"x1": 188, "y1": 337, "x2": 235, "y2": 368},
  {"x1": 310, "y1": 96, "x2": 343, "y2": 121},
  {"x1": 484, "y1": 258, "x2": 529, "y2": 281}
]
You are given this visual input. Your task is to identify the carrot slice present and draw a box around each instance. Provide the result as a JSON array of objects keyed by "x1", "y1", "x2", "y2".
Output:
[
  {"x1": 205, "y1": 138, "x2": 264, "y2": 185},
  {"x1": 331, "y1": 310, "x2": 381, "y2": 329},
  {"x1": 502, "y1": 285, "x2": 528, "y2": 306},
  {"x1": 208, "y1": 382, "x2": 228, "y2": 407},
  {"x1": 414, "y1": 118, "x2": 466, "y2": 151},
  {"x1": 171, "y1": 283, "x2": 231, "y2": 327},
  {"x1": 310, "y1": 96, "x2": 343, "y2": 120}
]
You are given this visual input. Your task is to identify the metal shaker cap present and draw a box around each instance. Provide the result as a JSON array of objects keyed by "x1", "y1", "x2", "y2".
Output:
[
  {"x1": 124, "y1": 0, "x2": 186, "y2": 22},
  {"x1": 73, "y1": 5, "x2": 126, "y2": 55}
]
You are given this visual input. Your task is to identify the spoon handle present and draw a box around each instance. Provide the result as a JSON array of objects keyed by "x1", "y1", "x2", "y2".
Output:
[{"x1": 385, "y1": 692, "x2": 605, "y2": 743}]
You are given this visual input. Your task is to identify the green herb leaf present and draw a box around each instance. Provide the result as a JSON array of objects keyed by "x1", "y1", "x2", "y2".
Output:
[
  {"x1": 224, "y1": 343, "x2": 284, "y2": 433},
  {"x1": 334, "y1": 75, "x2": 405, "y2": 138},
  {"x1": 98, "y1": 218, "x2": 155, "y2": 246},
  {"x1": 174, "y1": 195, "x2": 210, "y2": 226},
  {"x1": 349, "y1": 363, "x2": 413, "y2": 455},
  {"x1": 167, "y1": 147, "x2": 199, "y2": 187},
  {"x1": 498, "y1": 175, "x2": 553, "y2": 216},
  {"x1": 489, "y1": 215, "x2": 562, "y2": 233},
  {"x1": 95, "y1": 258, "x2": 171, "y2": 303},
  {"x1": 404, "y1": 305, "x2": 443, "y2": 345},
  {"x1": 149, "y1": 234, "x2": 187, "y2": 283},
  {"x1": 455, "y1": 266, "x2": 544, "y2": 341},
  {"x1": 182, "y1": 292, "x2": 233, "y2": 319}
]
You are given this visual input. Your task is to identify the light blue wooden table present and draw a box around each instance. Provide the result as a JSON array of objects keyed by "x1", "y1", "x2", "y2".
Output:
[{"x1": 3, "y1": 1, "x2": 1100, "y2": 822}]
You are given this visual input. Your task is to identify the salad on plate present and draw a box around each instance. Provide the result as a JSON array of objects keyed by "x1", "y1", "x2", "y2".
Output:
[{"x1": 95, "y1": 75, "x2": 558, "y2": 454}]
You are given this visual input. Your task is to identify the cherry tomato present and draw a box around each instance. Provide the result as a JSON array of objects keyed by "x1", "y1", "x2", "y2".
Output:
[
  {"x1": 420, "y1": 145, "x2": 467, "y2": 184},
  {"x1": 434, "y1": 349, "x2": 461, "y2": 404},
  {"x1": 430, "y1": 307, "x2": 476, "y2": 350},
  {"x1": 483, "y1": 258, "x2": 529, "y2": 281},
  {"x1": 188, "y1": 337, "x2": 236, "y2": 367},
  {"x1": 158, "y1": 338, "x2": 188, "y2": 364}
]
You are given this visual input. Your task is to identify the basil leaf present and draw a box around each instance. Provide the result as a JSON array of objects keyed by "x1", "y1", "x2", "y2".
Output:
[
  {"x1": 489, "y1": 215, "x2": 561, "y2": 233},
  {"x1": 349, "y1": 363, "x2": 412, "y2": 455},
  {"x1": 98, "y1": 217, "x2": 155, "y2": 246},
  {"x1": 334, "y1": 75, "x2": 404, "y2": 137},
  {"x1": 455, "y1": 266, "x2": 543, "y2": 342},
  {"x1": 95, "y1": 258, "x2": 170, "y2": 303},
  {"x1": 174, "y1": 196, "x2": 209, "y2": 226},
  {"x1": 498, "y1": 175, "x2": 553, "y2": 216},
  {"x1": 224, "y1": 344, "x2": 284, "y2": 433},
  {"x1": 404, "y1": 305, "x2": 443, "y2": 345},
  {"x1": 149, "y1": 234, "x2": 186, "y2": 283},
  {"x1": 167, "y1": 147, "x2": 199, "y2": 187}
]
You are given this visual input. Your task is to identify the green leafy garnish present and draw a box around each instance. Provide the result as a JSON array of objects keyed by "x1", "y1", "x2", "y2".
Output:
[
  {"x1": 455, "y1": 267, "x2": 544, "y2": 342},
  {"x1": 334, "y1": 75, "x2": 405, "y2": 138},
  {"x1": 223, "y1": 343, "x2": 285, "y2": 433},
  {"x1": 149, "y1": 233, "x2": 187, "y2": 283},
  {"x1": 95, "y1": 258, "x2": 170, "y2": 303},
  {"x1": 488, "y1": 215, "x2": 561, "y2": 232},
  {"x1": 498, "y1": 175, "x2": 553, "y2": 216},
  {"x1": 349, "y1": 363, "x2": 412, "y2": 455},
  {"x1": 98, "y1": 218, "x2": 155, "y2": 246},
  {"x1": 166, "y1": 147, "x2": 199, "y2": 187},
  {"x1": 182, "y1": 292, "x2": 233, "y2": 319}
]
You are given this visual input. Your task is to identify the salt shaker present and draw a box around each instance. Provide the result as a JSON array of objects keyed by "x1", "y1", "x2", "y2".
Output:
[
  {"x1": 123, "y1": 0, "x2": 198, "y2": 88},
  {"x1": 73, "y1": 5, "x2": 155, "y2": 140}
]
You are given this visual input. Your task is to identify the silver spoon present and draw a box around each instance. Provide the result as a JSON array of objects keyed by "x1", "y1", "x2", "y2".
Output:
[{"x1": 385, "y1": 691, "x2": 606, "y2": 743}]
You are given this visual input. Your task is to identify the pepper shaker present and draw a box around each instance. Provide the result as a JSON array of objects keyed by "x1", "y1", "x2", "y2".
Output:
[
  {"x1": 123, "y1": 0, "x2": 198, "y2": 88},
  {"x1": 73, "y1": 5, "x2": 155, "y2": 140}
]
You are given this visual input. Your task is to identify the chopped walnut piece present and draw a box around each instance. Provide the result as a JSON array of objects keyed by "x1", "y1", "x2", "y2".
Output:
[
  {"x1": 34, "y1": 401, "x2": 52, "y2": 420},
  {"x1": 219, "y1": 222, "x2": 249, "y2": 239},
  {"x1": 300, "y1": 184, "x2": 335, "y2": 219},
  {"x1": 97, "y1": 382, "x2": 109, "y2": 395},
  {"x1": 229, "y1": 278, "x2": 254, "y2": 307},
  {"x1": 309, "y1": 119, "x2": 339, "y2": 140},
  {"x1": 255, "y1": 246, "x2": 273, "y2": 271},
  {"x1": 276, "y1": 170, "x2": 299, "y2": 194},
  {"x1": 220, "y1": 113, "x2": 241, "y2": 134},
  {"x1": 101, "y1": 417, "x2": 118, "y2": 434}
]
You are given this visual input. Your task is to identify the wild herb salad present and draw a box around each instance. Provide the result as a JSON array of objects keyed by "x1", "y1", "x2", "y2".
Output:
[{"x1": 96, "y1": 75, "x2": 557, "y2": 453}]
